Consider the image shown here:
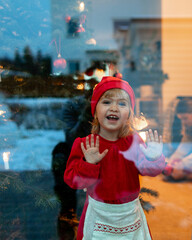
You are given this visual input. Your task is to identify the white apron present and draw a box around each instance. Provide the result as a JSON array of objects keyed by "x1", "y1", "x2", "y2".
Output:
[{"x1": 82, "y1": 196, "x2": 152, "y2": 240}]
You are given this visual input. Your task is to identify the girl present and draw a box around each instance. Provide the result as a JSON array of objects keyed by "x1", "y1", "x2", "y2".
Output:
[{"x1": 64, "y1": 76, "x2": 165, "y2": 240}]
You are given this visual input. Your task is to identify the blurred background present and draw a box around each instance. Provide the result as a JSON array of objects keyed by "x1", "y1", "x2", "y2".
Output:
[{"x1": 0, "y1": 0, "x2": 192, "y2": 239}]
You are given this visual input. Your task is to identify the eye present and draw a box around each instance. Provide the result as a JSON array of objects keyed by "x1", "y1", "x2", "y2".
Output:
[
  {"x1": 102, "y1": 100, "x2": 111, "y2": 104},
  {"x1": 118, "y1": 101, "x2": 127, "y2": 106}
]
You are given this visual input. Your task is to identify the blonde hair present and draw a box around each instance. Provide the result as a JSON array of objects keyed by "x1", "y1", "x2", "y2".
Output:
[{"x1": 91, "y1": 89, "x2": 135, "y2": 138}]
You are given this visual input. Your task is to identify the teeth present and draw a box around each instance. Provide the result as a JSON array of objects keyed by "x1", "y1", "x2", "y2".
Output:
[{"x1": 107, "y1": 115, "x2": 119, "y2": 120}]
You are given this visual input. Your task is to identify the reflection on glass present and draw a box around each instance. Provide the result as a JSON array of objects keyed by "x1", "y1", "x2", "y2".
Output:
[
  {"x1": 79, "y1": 2, "x2": 85, "y2": 12},
  {"x1": 0, "y1": 0, "x2": 191, "y2": 239},
  {"x1": 3, "y1": 152, "x2": 10, "y2": 170},
  {"x1": 163, "y1": 98, "x2": 192, "y2": 181}
]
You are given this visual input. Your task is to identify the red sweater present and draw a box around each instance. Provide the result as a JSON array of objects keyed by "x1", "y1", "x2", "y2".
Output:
[{"x1": 64, "y1": 133, "x2": 165, "y2": 240}]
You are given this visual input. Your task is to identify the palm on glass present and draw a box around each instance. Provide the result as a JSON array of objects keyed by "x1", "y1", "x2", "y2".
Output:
[
  {"x1": 140, "y1": 129, "x2": 163, "y2": 160},
  {"x1": 81, "y1": 134, "x2": 108, "y2": 164}
]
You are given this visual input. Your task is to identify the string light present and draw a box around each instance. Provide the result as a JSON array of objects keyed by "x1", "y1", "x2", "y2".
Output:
[{"x1": 77, "y1": 83, "x2": 84, "y2": 90}]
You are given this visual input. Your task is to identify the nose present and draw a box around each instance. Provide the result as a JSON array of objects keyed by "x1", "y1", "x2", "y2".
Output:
[{"x1": 110, "y1": 102, "x2": 118, "y2": 111}]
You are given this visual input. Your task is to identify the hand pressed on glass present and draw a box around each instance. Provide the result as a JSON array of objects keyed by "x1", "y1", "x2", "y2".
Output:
[
  {"x1": 81, "y1": 134, "x2": 108, "y2": 164},
  {"x1": 139, "y1": 129, "x2": 163, "y2": 161}
]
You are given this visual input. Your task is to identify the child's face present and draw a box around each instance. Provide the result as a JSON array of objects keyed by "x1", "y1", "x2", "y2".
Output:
[{"x1": 95, "y1": 89, "x2": 131, "y2": 140}]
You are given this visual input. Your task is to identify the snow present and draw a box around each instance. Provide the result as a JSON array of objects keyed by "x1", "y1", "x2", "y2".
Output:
[
  {"x1": 0, "y1": 129, "x2": 65, "y2": 171},
  {"x1": 5, "y1": 97, "x2": 68, "y2": 107},
  {"x1": 0, "y1": 97, "x2": 66, "y2": 171}
]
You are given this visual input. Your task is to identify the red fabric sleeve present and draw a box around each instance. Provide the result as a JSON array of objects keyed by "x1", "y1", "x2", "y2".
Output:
[{"x1": 64, "y1": 137, "x2": 101, "y2": 189}]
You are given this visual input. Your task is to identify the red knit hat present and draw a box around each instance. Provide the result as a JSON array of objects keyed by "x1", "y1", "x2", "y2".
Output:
[{"x1": 91, "y1": 76, "x2": 135, "y2": 116}]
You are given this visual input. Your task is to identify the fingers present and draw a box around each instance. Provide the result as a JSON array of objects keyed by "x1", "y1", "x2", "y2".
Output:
[
  {"x1": 100, "y1": 149, "x2": 108, "y2": 159},
  {"x1": 159, "y1": 135, "x2": 163, "y2": 143},
  {"x1": 145, "y1": 131, "x2": 150, "y2": 142},
  {"x1": 146, "y1": 129, "x2": 162, "y2": 143},
  {"x1": 154, "y1": 130, "x2": 159, "y2": 141},
  {"x1": 149, "y1": 129, "x2": 154, "y2": 141},
  {"x1": 86, "y1": 134, "x2": 96, "y2": 148},
  {"x1": 95, "y1": 135, "x2": 99, "y2": 149},
  {"x1": 82, "y1": 134, "x2": 97, "y2": 153},
  {"x1": 90, "y1": 134, "x2": 94, "y2": 148},
  {"x1": 86, "y1": 136, "x2": 90, "y2": 148},
  {"x1": 81, "y1": 142, "x2": 86, "y2": 155}
]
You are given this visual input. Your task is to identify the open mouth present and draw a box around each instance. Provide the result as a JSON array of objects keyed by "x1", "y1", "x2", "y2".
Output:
[{"x1": 106, "y1": 115, "x2": 119, "y2": 120}]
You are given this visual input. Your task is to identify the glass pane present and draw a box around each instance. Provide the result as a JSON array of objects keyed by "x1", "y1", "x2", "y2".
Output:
[{"x1": 0, "y1": 0, "x2": 192, "y2": 239}]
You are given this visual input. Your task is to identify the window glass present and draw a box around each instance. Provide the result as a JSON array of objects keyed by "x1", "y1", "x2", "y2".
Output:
[{"x1": 0, "y1": 0, "x2": 192, "y2": 239}]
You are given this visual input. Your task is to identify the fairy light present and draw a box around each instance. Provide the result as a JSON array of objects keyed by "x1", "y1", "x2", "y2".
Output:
[
  {"x1": 0, "y1": 65, "x2": 4, "y2": 82},
  {"x1": 0, "y1": 110, "x2": 6, "y2": 116},
  {"x1": 77, "y1": 83, "x2": 84, "y2": 90},
  {"x1": 79, "y1": 2, "x2": 85, "y2": 12},
  {"x1": 3, "y1": 152, "x2": 10, "y2": 170}
]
